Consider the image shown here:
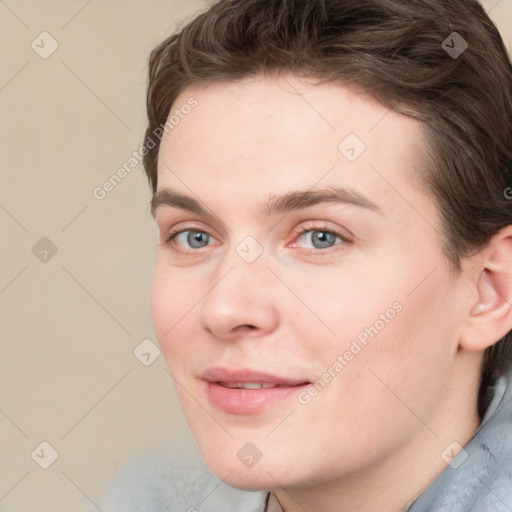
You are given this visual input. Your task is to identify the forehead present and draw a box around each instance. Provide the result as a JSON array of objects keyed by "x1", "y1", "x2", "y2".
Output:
[{"x1": 156, "y1": 75, "x2": 431, "y2": 222}]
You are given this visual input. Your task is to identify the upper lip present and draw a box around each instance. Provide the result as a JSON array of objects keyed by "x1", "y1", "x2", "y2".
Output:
[{"x1": 202, "y1": 367, "x2": 310, "y2": 386}]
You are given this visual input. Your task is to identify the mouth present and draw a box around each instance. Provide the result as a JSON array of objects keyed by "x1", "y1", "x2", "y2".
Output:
[
  {"x1": 201, "y1": 367, "x2": 311, "y2": 414},
  {"x1": 217, "y1": 382, "x2": 298, "y2": 389}
]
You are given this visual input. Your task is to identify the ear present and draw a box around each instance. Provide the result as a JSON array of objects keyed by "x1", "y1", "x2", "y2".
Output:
[{"x1": 460, "y1": 226, "x2": 512, "y2": 351}]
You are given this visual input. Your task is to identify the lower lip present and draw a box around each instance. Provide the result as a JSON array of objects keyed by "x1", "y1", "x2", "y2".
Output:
[{"x1": 205, "y1": 382, "x2": 310, "y2": 414}]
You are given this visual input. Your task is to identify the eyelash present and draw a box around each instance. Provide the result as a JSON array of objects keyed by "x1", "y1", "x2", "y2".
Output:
[{"x1": 161, "y1": 223, "x2": 352, "y2": 256}]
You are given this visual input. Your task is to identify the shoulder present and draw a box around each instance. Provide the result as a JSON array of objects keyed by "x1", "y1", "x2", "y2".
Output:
[
  {"x1": 94, "y1": 449, "x2": 269, "y2": 512},
  {"x1": 410, "y1": 374, "x2": 512, "y2": 512},
  {"x1": 96, "y1": 450, "x2": 211, "y2": 512}
]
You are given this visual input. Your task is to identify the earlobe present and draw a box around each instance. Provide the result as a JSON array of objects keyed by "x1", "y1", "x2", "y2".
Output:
[{"x1": 461, "y1": 227, "x2": 512, "y2": 352}]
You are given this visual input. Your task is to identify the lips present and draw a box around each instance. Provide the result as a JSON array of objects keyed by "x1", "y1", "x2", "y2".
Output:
[
  {"x1": 202, "y1": 367, "x2": 310, "y2": 387},
  {"x1": 201, "y1": 367, "x2": 311, "y2": 414}
]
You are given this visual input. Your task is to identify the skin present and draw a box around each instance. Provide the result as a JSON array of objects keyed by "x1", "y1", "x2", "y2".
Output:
[{"x1": 150, "y1": 75, "x2": 500, "y2": 511}]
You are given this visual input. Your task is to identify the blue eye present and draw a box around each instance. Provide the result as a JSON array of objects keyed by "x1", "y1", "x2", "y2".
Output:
[
  {"x1": 163, "y1": 225, "x2": 349, "y2": 255},
  {"x1": 297, "y1": 229, "x2": 343, "y2": 250},
  {"x1": 174, "y1": 230, "x2": 212, "y2": 249}
]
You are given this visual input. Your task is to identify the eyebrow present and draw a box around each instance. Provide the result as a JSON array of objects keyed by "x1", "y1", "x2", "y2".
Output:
[{"x1": 150, "y1": 185, "x2": 381, "y2": 219}]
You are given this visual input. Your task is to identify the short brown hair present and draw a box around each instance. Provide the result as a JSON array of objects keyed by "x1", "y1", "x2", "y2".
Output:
[{"x1": 142, "y1": 0, "x2": 512, "y2": 419}]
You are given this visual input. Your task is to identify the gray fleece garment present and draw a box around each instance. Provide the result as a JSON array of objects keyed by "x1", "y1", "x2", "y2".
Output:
[{"x1": 100, "y1": 372, "x2": 512, "y2": 512}]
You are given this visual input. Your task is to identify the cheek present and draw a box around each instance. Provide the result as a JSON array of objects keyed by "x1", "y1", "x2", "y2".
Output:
[
  {"x1": 292, "y1": 256, "x2": 457, "y2": 402},
  {"x1": 150, "y1": 258, "x2": 202, "y2": 366},
  {"x1": 342, "y1": 270, "x2": 458, "y2": 418},
  {"x1": 284, "y1": 263, "x2": 400, "y2": 347},
  {"x1": 288, "y1": 272, "x2": 458, "y2": 464}
]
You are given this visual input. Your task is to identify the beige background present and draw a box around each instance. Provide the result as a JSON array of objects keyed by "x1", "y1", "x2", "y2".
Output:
[{"x1": 1, "y1": 1, "x2": 511, "y2": 510}]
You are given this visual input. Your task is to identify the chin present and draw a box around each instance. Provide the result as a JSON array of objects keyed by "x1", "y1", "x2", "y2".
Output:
[
  {"x1": 199, "y1": 444, "x2": 300, "y2": 491},
  {"x1": 215, "y1": 467, "x2": 277, "y2": 492}
]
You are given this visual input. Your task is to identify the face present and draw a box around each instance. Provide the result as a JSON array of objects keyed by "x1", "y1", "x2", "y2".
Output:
[{"x1": 151, "y1": 75, "x2": 472, "y2": 491}]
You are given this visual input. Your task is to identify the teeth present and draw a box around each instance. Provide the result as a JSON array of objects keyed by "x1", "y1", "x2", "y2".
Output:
[
  {"x1": 243, "y1": 382, "x2": 267, "y2": 389},
  {"x1": 219, "y1": 382, "x2": 278, "y2": 389}
]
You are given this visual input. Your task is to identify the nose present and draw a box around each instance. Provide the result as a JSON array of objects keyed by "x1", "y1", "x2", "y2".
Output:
[{"x1": 199, "y1": 245, "x2": 280, "y2": 341}]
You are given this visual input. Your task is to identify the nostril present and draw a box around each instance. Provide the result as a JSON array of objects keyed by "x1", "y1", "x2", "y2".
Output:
[{"x1": 235, "y1": 324, "x2": 256, "y2": 331}]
